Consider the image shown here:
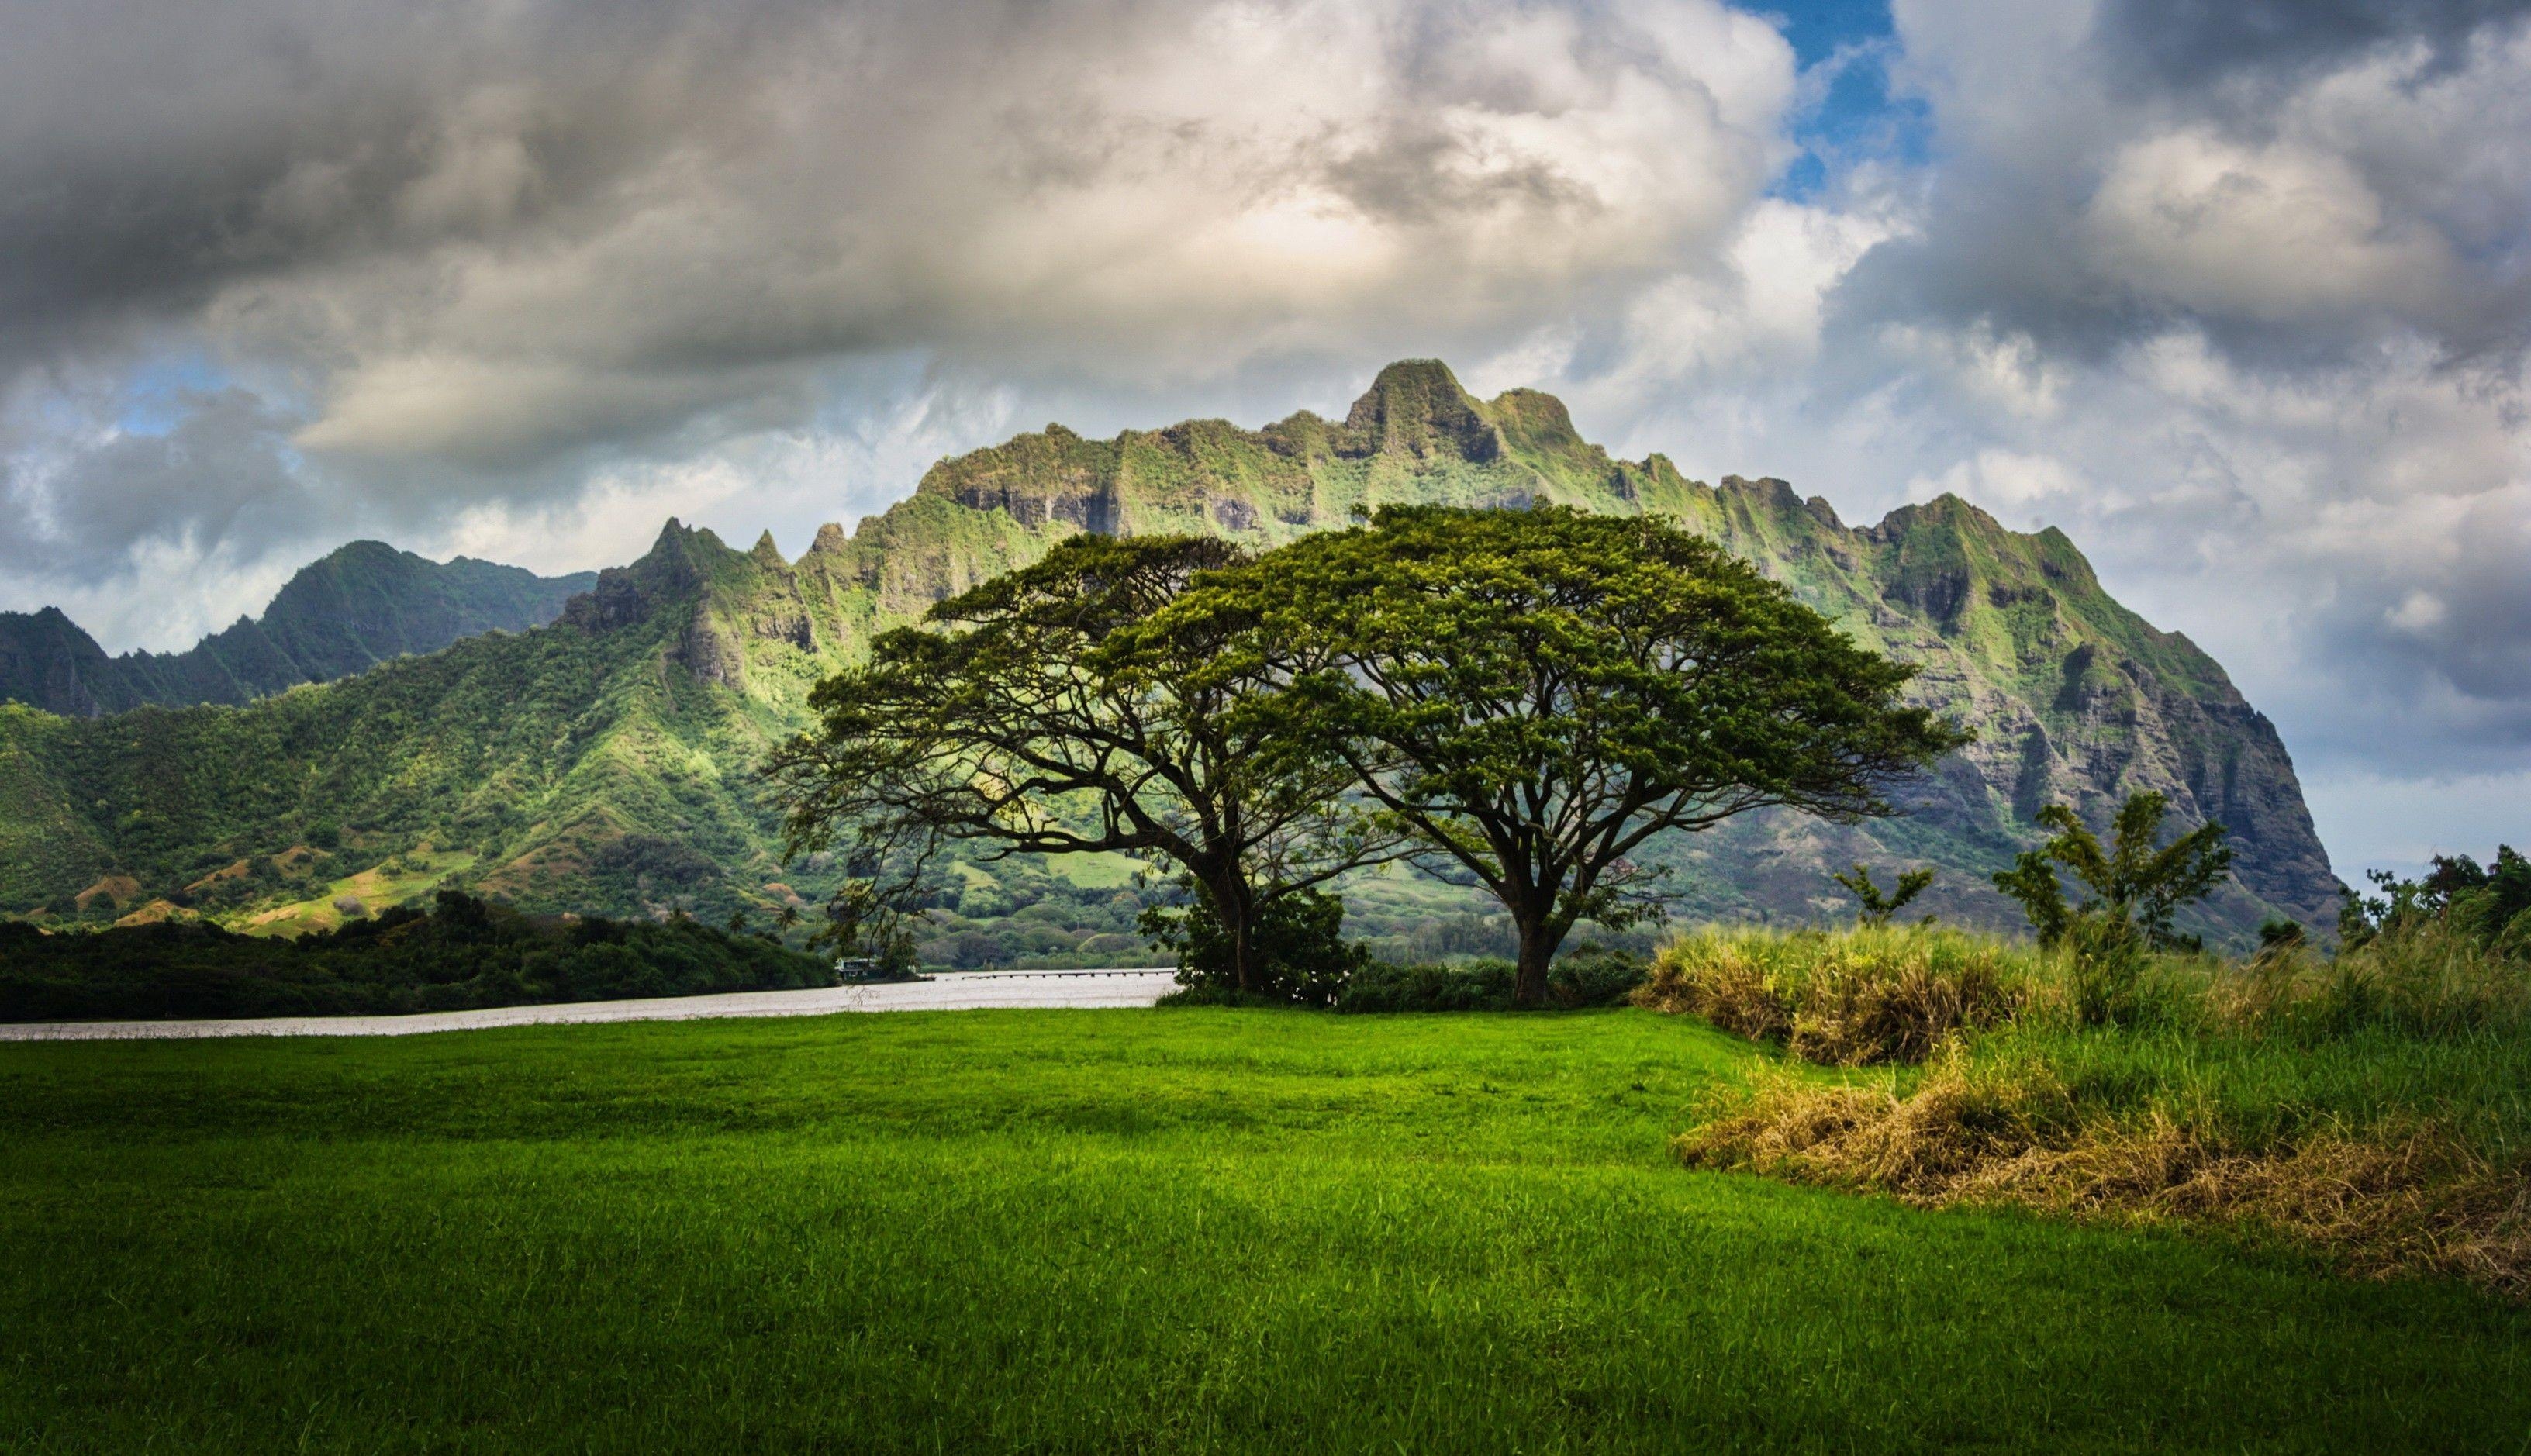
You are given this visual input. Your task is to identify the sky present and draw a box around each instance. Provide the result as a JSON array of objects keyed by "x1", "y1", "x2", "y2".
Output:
[{"x1": 2, "y1": 0, "x2": 2526, "y2": 882}]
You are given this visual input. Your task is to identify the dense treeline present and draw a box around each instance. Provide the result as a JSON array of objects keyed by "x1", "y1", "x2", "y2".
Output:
[{"x1": 0, "y1": 892, "x2": 836, "y2": 1022}]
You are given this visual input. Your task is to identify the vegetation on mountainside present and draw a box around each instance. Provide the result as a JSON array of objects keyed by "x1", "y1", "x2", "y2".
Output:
[
  {"x1": 0, "y1": 891, "x2": 833, "y2": 1022},
  {"x1": 0, "y1": 361, "x2": 2333, "y2": 956},
  {"x1": 0, "y1": 542, "x2": 592, "y2": 716},
  {"x1": 1652, "y1": 848, "x2": 2531, "y2": 1293},
  {"x1": 5, "y1": 1011, "x2": 2524, "y2": 1451}
]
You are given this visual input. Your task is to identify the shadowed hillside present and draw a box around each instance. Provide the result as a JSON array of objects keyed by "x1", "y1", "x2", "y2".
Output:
[{"x1": 0, "y1": 543, "x2": 596, "y2": 716}]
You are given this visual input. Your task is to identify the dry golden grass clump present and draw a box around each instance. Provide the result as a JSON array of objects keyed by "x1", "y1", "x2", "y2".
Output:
[
  {"x1": 1635, "y1": 926, "x2": 2029, "y2": 1065},
  {"x1": 1647, "y1": 921, "x2": 2531, "y2": 1294},
  {"x1": 1676, "y1": 1051, "x2": 2531, "y2": 1294}
]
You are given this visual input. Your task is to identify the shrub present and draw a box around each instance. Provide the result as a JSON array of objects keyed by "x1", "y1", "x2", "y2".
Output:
[
  {"x1": 1545, "y1": 943, "x2": 1649, "y2": 1008},
  {"x1": 1335, "y1": 959, "x2": 1518, "y2": 1013},
  {"x1": 1832, "y1": 864, "x2": 1934, "y2": 927},
  {"x1": 2343, "y1": 845, "x2": 2531, "y2": 960},
  {"x1": 2207, "y1": 919, "x2": 2530, "y2": 1042},
  {"x1": 1637, "y1": 926, "x2": 2029, "y2": 1065},
  {"x1": 1144, "y1": 886, "x2": 1366, "y2": 1008},
  {"x1": 1994, "y1": 792, "x2": 2230, "y2": 951},
  {"x1": 1155, "y1": 983, "x2": 1303, "y2": 1009}
]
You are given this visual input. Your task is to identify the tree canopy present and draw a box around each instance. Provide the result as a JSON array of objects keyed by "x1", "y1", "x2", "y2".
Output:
[
  {"x1": 1835, "y1": 864, "x2": 1936, "y2": 926},
  {"x1": 766, "y1": 533, "x2": 1386, "y2": 988},
  {"x1": 1141, "y1": 505, "x2": 1972, "y2": 1003},
  {"x1": 1992, "y1": 792, "x2": 2232, "y2": 950}
]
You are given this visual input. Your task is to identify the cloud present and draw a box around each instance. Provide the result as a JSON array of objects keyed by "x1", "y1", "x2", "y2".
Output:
[
  {"x1": 2, "y1": 0, "x2": 1796, "y2": 459},
  {"x1": 1, "y1": 386, "x2": 316, "y2": 579},
  {"x1": 2081, "y1": 129, "x2": 2454, "y2": 326},
  {"x1": 2092, "y1": 0, "x2": 2531, "y2": 92}
]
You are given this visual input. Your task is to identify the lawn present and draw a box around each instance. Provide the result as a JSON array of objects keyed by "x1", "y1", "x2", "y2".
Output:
[{"x1": 2, "y1": 1008, "x2": 2526, "y2": 1452}]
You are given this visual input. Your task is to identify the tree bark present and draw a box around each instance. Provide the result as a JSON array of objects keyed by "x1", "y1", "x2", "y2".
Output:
[
  {"x1": 1228, "y1": 901, "x2": 1258, "y2": 994},
  {"x1": 1512, "y1": 913, "x2": 1563, "y2": 1007},
  {"x1": 1202, "y1": 868, "x2": 1261, "y2": 994}
]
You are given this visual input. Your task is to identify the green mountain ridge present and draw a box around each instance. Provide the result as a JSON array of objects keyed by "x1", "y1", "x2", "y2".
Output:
[
  {"x1": 0, "y1": 543, "x2": 596, "y2": 716},
  {"x1": 0, "y1": 361, "x2": 2339, "y2": 948}
]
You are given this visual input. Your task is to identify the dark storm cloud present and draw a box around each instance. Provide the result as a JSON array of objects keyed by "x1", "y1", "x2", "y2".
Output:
[
  {"x1": 0, "y1": 0, "x2": 820, "y2": 371},
  {"x1": 2335, "y1": 502, "x2": 2531, "y2": 715},
  {"x1": 0, "y1": 388, "x2": 314, "y2": 578},
  {"x1": 1839, "y1": 0, "x2": 2531, "y2": 369},
  {"x1": 2093, "y1": 0, "x2": 2531, "y2": 91}
]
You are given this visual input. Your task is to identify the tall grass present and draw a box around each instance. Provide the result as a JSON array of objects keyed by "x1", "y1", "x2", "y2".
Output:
[
  {"x1": 1647, "y1": 921, "x2": 2531, "y2": 1292},
  {"x1": 1637, "y1": 924, "x2": 2030, "y2": 1064}
]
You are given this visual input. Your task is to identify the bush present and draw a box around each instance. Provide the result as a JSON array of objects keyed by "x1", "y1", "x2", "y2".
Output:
[
  {"x1": 2208, "y1": 919, "x2": 2530, "y2": 1042},
  {"x1": 1637, "y1": 926, "x2": 2029, "y2": 1065},
  {"x1": 1155, "y1": 983, "x2": 1303, "y2": 1009},
  {"x1": 1334, "y1": 959, "x2": 1518, "y2": 1013},
  {"x1": 1649, "y1": 915, "x2": 2531, "y2": 1292},
  {"x1": 1144, "y1": 886, "x2": 1367, "y2": 1008},
  {"x1": 1545, "y1": 943, "x2": 1649, "y2": 1008}
]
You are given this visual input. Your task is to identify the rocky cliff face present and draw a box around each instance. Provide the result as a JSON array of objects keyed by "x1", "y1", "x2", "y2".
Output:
[
  {"x1": 0, "y1": 543, "x2": 596, "y2": 716},
  {"x1": 0, "y1": 361, "x2": 2340, "y2": 943}
]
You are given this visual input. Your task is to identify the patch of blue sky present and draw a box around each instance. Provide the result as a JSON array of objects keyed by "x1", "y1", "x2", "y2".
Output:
[
  {"x1": 1755, "y1": 0, "x2": 1929, "y2": 200},
  {"x1": 116, "y1": 353, "x2": 227, "y2": 435}
]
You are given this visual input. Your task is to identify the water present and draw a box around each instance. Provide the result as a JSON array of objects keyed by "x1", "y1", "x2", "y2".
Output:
[{"x1": 0, "y1": 968, "x2": 1180, "y2": 1041}]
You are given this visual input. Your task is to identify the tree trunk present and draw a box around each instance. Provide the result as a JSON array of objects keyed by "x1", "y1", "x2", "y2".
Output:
[
  {"x1": 1513, "y1": 914, "x2": 1562, "y2": 1007},
  {"x1": 1232, "y1": 913, "x2": 1257, "y2": 995},
  {"x1": 1203, "y1": 869, "x2": 1260, "y2": 994}
]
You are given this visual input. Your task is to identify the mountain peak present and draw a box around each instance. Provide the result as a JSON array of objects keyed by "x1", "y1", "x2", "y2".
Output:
[
  {"x1": 1344, "y1": 359, "x2": 1501, "y2": 462},
  {"x1": 322, "y1": 540, "x2": 409, "y2": 568},
  {"x1": 2, "y1": 543, "x2": 593, "y2": 717}
]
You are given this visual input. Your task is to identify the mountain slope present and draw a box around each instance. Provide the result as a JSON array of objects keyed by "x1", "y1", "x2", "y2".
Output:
[
  {"x1": 0, "y1": 361, "x2": 2339, "y2": 946},
  {"x1": 0, "y1": 543, "x2": 597, "y2": 716}
]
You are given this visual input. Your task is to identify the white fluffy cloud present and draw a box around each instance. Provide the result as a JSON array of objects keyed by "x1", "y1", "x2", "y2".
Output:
[{"x1": 2083, "y1": 129, "x2": 2453, "y2": 325}]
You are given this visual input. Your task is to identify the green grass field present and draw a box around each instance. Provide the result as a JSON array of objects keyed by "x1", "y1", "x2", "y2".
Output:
[{"x1": 4, "y1": 1008, "x2": 2527, "y2": 1452}]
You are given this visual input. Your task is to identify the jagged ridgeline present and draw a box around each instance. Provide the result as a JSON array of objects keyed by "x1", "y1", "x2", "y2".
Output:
[
  {"x1": 0, "y1": 542, "x2": 595, "y2": 716},
  {"x1": 0, "y1": 361, "x2": 2338, "y2": 943}
]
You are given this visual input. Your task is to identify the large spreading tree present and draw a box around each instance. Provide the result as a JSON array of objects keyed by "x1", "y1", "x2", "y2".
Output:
[
  {"x1": 1141, "y1": 505, "x2": 1973, "y2": 1004},
  {"x1": 765, "y1": 533, "x2": 1385, "y2": 989}
]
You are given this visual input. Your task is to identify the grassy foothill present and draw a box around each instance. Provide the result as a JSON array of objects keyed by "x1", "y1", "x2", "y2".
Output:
[{"x1": 4, "y1": 1007, "x2": 2528, "y2": 1452}]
